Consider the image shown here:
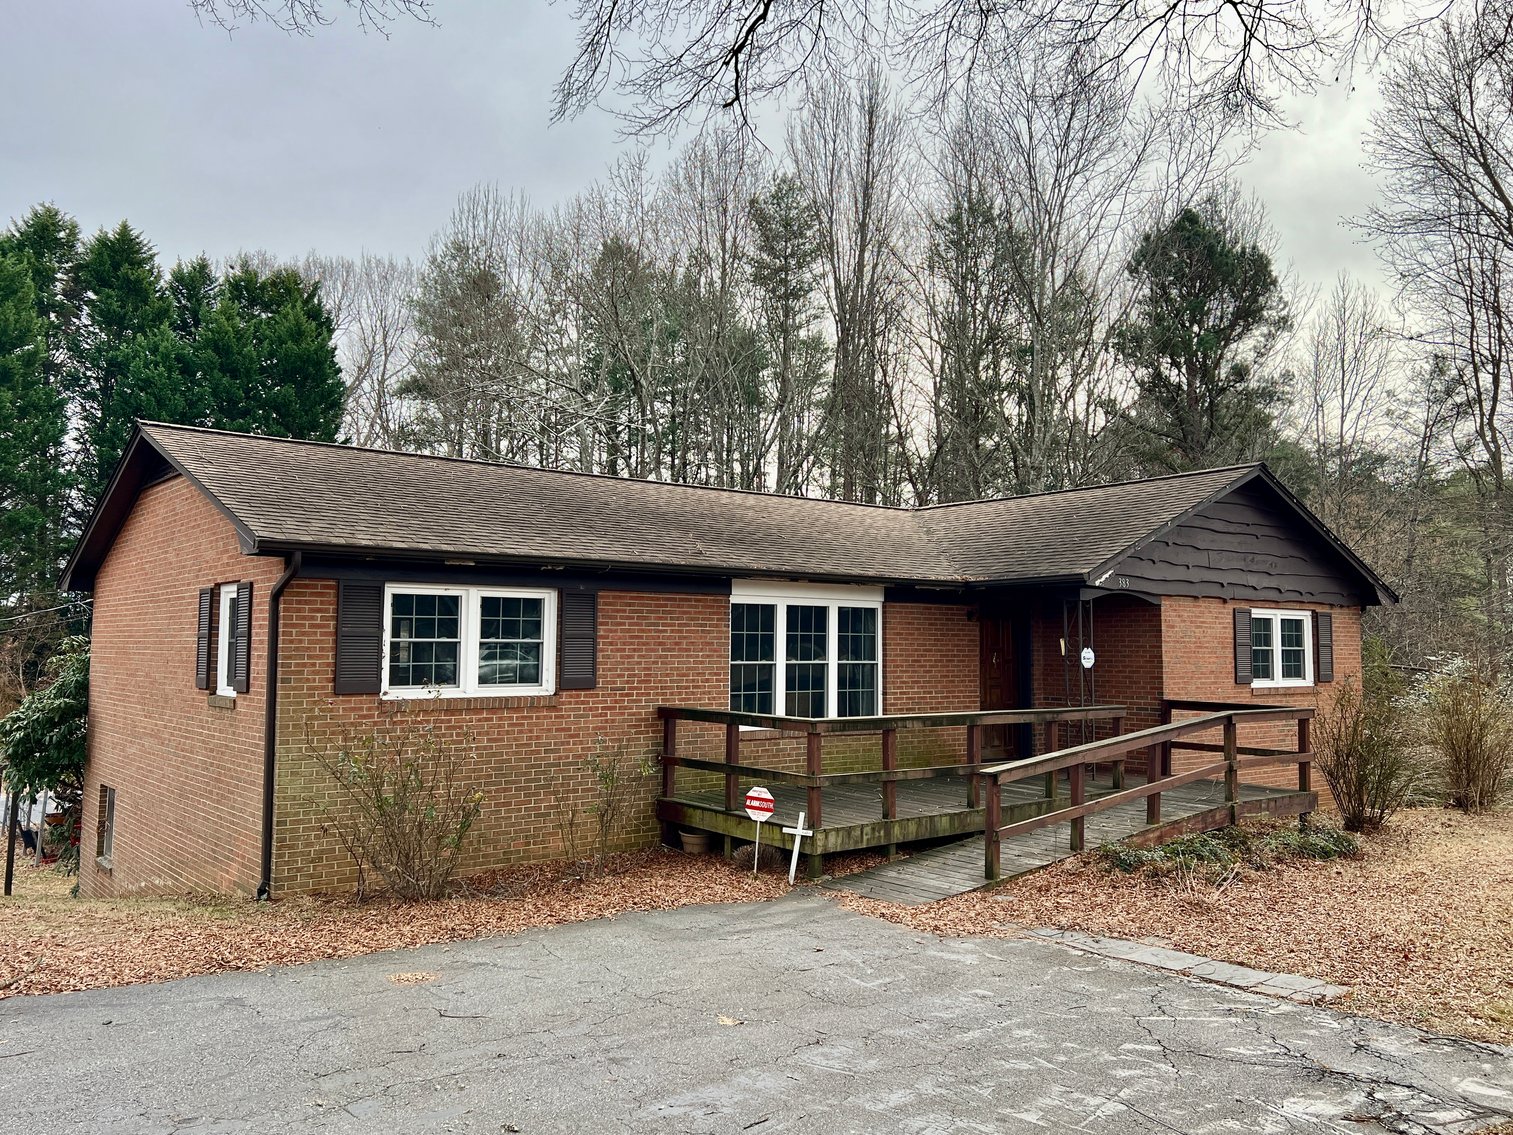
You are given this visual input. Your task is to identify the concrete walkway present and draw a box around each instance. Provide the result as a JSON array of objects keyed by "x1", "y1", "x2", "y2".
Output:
[{"x1": 3, "y1": 894, "x2": 1510, "y2": 1134}]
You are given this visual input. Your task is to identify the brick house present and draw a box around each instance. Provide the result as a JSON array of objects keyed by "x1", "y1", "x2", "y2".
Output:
[{"x1": 62, "y1": 422, "x2": 1395, "y2": 898}]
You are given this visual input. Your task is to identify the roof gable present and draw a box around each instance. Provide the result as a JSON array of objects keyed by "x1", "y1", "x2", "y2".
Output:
[{"x1": 60, "y1": 422, "x2": 1396, "y2": 605}]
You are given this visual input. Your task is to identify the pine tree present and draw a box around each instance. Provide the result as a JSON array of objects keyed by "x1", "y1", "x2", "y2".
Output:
[
  {"x1": 749, "y1": 174, "x2": 828, "y2": 494},
  {"x1": 1116, "y1": 196, "x2": 1291, "y2": 472}
]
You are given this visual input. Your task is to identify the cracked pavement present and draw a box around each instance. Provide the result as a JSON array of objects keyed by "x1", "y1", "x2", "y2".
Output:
[{"x1": 2, "y1": 893, "x2": 1510, "y2": 1134}]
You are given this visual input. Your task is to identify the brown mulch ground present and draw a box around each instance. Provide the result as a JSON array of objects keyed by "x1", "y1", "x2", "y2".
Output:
[
  {"x1": 835, "y1": 808, "x2": 1513, "y2": 1046},
  {"x1": 0, "y1": 847, "x2": 843, "y2": 998}
]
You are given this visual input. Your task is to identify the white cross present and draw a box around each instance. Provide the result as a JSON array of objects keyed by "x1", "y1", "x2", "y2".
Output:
[{"x1": 782, "y1": 810, "x2": 815, "y2": 885}]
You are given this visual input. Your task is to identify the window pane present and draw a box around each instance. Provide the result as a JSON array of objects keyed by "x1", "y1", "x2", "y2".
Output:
[
  {"x1": 838, "y1": 607, "x2": 877, "y2": 662},
  {"x1": 730, "y1": 663, "x2": 775, "y2": 714},
  {"x1": 786, "y1": 661, "x2": 827, "y2": 717},
  {"x1": 477, "y1": 595, "x2": 545, "y2": 687},
  {"x1": 786, "y1": 605, "x2": 828, "y2": 662},
  {"x1": 1250, "y1": 616, "x2": 1273, "y2": 680},
  {"x1": 731, "y1": 603, "x2": 775, "y2": 663},
  {"x1": 389, "y1": 592, "x2": 462, "y2": 688},
  {"x1": 479, "y1": 641, "x2": 542, "y2": 686},
  {"x1": 1280, "y1": 617, "x2": 1306, "y2": 679},
  {"x1": 838, "y1": 661, "x2": 877, "y2": 717}
]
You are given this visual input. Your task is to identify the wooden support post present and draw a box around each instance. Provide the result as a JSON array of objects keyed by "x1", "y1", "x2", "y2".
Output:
[
  {"x1": 1145, "y1": 744, "x2": 1163, "y2": 826},
  {"x1": 881, "y1": 727, "x2": 898, "y2": 858},
  {"x1": 1068, "y1": 761, "x2": 1085, "y2": 852},
  {"x1": 661, "y1": 716, "x2": 677, "y2": 797},
  {"x1": 660, "y1": 715, "x2": 678, "y2": 847},
  {"x1": 1297, "y1": 716, "x2": 1313, "y2": 830},
  {"x1": 1042, "y1": 721, "x2": 1058, "y2": 801},
  {"x1": 1110, "y1": 715, "x2": 1126, "y2": 788},
  {"x1": 724, "y1": 723, "x2": 740, "y2": 858},
  {"x1": 1223, "y1": 716, "x2": 1239, "y2": 826},
  {"x1": 965, "y1": 723, "x2": 981, "y2": 807},
  {"x1": 983, "y1": 772, "x2": 1001, "y2": 881},
  {"x1": 806, "y1": 730, "x2": 824, "y2": 879}
]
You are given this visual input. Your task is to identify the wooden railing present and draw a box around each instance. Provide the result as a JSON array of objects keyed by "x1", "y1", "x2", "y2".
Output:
[
  {"x1": 657, "y1": 704, "x2": 1128, "y2": 832},
  {"x1": 977, "y1": 702, "x2": 1315, "y2": 880}
]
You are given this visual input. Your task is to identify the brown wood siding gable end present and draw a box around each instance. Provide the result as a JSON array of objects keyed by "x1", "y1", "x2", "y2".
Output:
[{"x1": 1104, "y1": 484, "x2": 1369, "y2": 606}]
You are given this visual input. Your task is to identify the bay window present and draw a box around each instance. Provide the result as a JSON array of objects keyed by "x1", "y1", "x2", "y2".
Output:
[
  {"x1": 383, "y1": 585, "x2": 556, "y2": 697},
  {"x1": 729, "y1": 583, "x2": 882, "y2": 718}
]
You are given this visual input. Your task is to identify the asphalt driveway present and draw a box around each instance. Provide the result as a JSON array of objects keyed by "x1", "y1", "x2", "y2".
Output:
[{"x1": 3, "y1": 893, "x2": 1510, "y2": 1134}]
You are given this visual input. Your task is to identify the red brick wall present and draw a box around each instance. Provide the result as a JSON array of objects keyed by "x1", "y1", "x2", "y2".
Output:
[
  {"x1": 1161, "y1": 596, "x2": 1363, "y2": 787},
  {"x1": 272, "y1": 586, "x2": 982, "y2": 893},
  {"x1": 81, "y1": 476, "x2": 284, "y2": 897},
  {"x1": 1028, "y1": 596, "x2": 1164, "y2": 754}
]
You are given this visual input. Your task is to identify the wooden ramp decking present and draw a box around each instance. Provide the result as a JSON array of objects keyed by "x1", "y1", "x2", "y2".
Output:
[{"x1": 824, "y1": 776, "x2": 1297, "y2": 905}]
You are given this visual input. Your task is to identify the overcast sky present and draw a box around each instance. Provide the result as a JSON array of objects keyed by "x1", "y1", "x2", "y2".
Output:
[{"x1": 3, "y1": 1, "x2": 1386, "y2": 297}]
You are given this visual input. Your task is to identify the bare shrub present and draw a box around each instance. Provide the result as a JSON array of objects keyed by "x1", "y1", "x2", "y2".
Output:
[
  {"x1": 1423, "y1": 671, "x2": 1513, "y2": 813},
  {"x1": 550, "y1": 738, "x2": 656, "y2": 877},
  {"x1": 312, "y1": 711, "x2": 484, "y2": 901},
  {"x1": 1313, "y1": 675, "x2": 1420, "y2": 834},
  {"x1": 583, "y1": 736, "x2": 655, "y2": 873}
]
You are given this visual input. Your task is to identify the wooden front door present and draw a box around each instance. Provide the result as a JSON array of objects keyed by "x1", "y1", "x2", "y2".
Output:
[{"x1": 979, "y1": 614, "x2": 1021, "y2": 759}]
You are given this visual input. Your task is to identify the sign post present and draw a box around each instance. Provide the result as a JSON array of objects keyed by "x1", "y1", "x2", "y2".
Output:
[
  {"x1": 782, "y1": 810, "x2": 814, "y2": 885},
  {"x1": 744, "y1": 786, "x2": 775, "y2": 874}
]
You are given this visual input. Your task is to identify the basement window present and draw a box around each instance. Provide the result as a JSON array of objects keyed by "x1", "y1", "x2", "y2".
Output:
[
  {"x1": 1251, "y1": 609, "x2": 1313, "y2": 688},
  {"x1": 382, "y1": 585, "x2": 556, "y2": 698},
  {"x1": 729, "y1": 582, "x2": 882, "y2": 718}
]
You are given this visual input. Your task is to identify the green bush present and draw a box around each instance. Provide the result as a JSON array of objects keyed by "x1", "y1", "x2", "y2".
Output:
[
  {"x1": 1099, "y1": 820, "x2": 1359, "y2": 881},
  {"x1": 1263, "y1": 824, "x2": 1359, "y2": 861},
  {"x1": 0, "y1": 636, "x2": 89, "y2": 873}
]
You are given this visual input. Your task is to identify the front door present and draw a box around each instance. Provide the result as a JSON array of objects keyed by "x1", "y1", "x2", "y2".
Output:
[{"x1": 979, "y1": 614, "x2": 1021, "y2": 759}]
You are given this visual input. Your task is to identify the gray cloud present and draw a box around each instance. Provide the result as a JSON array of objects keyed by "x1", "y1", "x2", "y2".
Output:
[{"x1": 3, "y1": 0, "x2": 1385, "y2": 298}]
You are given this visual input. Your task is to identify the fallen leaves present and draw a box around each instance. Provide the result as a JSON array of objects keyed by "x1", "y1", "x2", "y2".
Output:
[
  {"x1": 836, "y1": 807, "x2": 1513, "y2": 1046},
  {"x1": 387, "y1": 971, "x2": 438, "y2": 986},
  {"x1": 0, "y1": 848, "x2": 792, "y2": 1000}
]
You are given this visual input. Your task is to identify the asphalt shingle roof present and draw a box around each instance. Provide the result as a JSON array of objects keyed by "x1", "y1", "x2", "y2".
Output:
[{"x1": 126, "y1": 423, "x2": 1260, "y2": 587}]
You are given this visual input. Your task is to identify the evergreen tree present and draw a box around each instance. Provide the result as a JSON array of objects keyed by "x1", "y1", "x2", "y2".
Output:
[
  {"x1": 67, "y1": 222, "x2": 183, "y2": 512},
  {"x1": 0, "y1": 253, "x2": 68, "y2": 603},
  {"x1": 1, "y1": 205, "x2": 83, "y2": 387},
  {"x1": 1116, "y1": 196, "x2": 1291, "y2": 472},
  {"x1": 749, "y1": 174, "x2": 829, "y2": 494},
  {"x1": 191, "y1": 264, "x2": 344, "y2": 440}
]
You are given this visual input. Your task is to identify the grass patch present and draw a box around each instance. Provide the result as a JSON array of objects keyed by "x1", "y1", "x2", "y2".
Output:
[{"x1": 1098, "y1": 820, "x2": 1359, "y2": 881}]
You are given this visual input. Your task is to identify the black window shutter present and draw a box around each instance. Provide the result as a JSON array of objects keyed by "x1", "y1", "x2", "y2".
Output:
[
  {"x1": 232, "y1": 581, "x2": 253, "y2": 694},
  {"x1": 195, "y1": 587, "x2": 214, "y2": 690},
  {"x1": 559, "y1": 589, "x2": 598, "y2": 691},
  {"x1": 1315, "y1": 611, "x2": 1335, "y2": 684},
  {"x1": 335, "y1": 581, "x2": 384, "y2": 695},
  {"x1": 1233, "y1": 608, "x2": 1253, "y2": 685}
]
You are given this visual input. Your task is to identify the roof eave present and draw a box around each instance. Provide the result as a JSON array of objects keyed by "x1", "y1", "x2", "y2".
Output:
[
  {"x1": 60, "y1": 422, "x2": 264, "y2": 593},
  {"x1": 1086, "y1": 464, "x2": 1399, "y2": 607}
]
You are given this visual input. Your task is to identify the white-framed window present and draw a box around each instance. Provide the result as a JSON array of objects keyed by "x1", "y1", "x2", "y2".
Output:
[
  {"x1": 215, "y1": 583, "x2": 239, "y2": 697},
  {"x1": 382, "y1": 585, "x2": 557, "y2": 698},
  {"x1": 729, "y1": 581, "x2": 883, "y2": 718},
  {"x1": 1251, "y1": 608, "x2": 1313, "y2": 688}
]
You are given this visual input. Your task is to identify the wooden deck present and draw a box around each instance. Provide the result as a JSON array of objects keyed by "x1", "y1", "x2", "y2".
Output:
[
  {"x1": 655, "y1": 700, "x2": 1316, "y2": 903},
  {"x1": 825, "y1": 775, "x2": 1298, "y2": 905},
  {"x1": 661, "y1": 771, "x2": 1311, "y2": 904}
]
